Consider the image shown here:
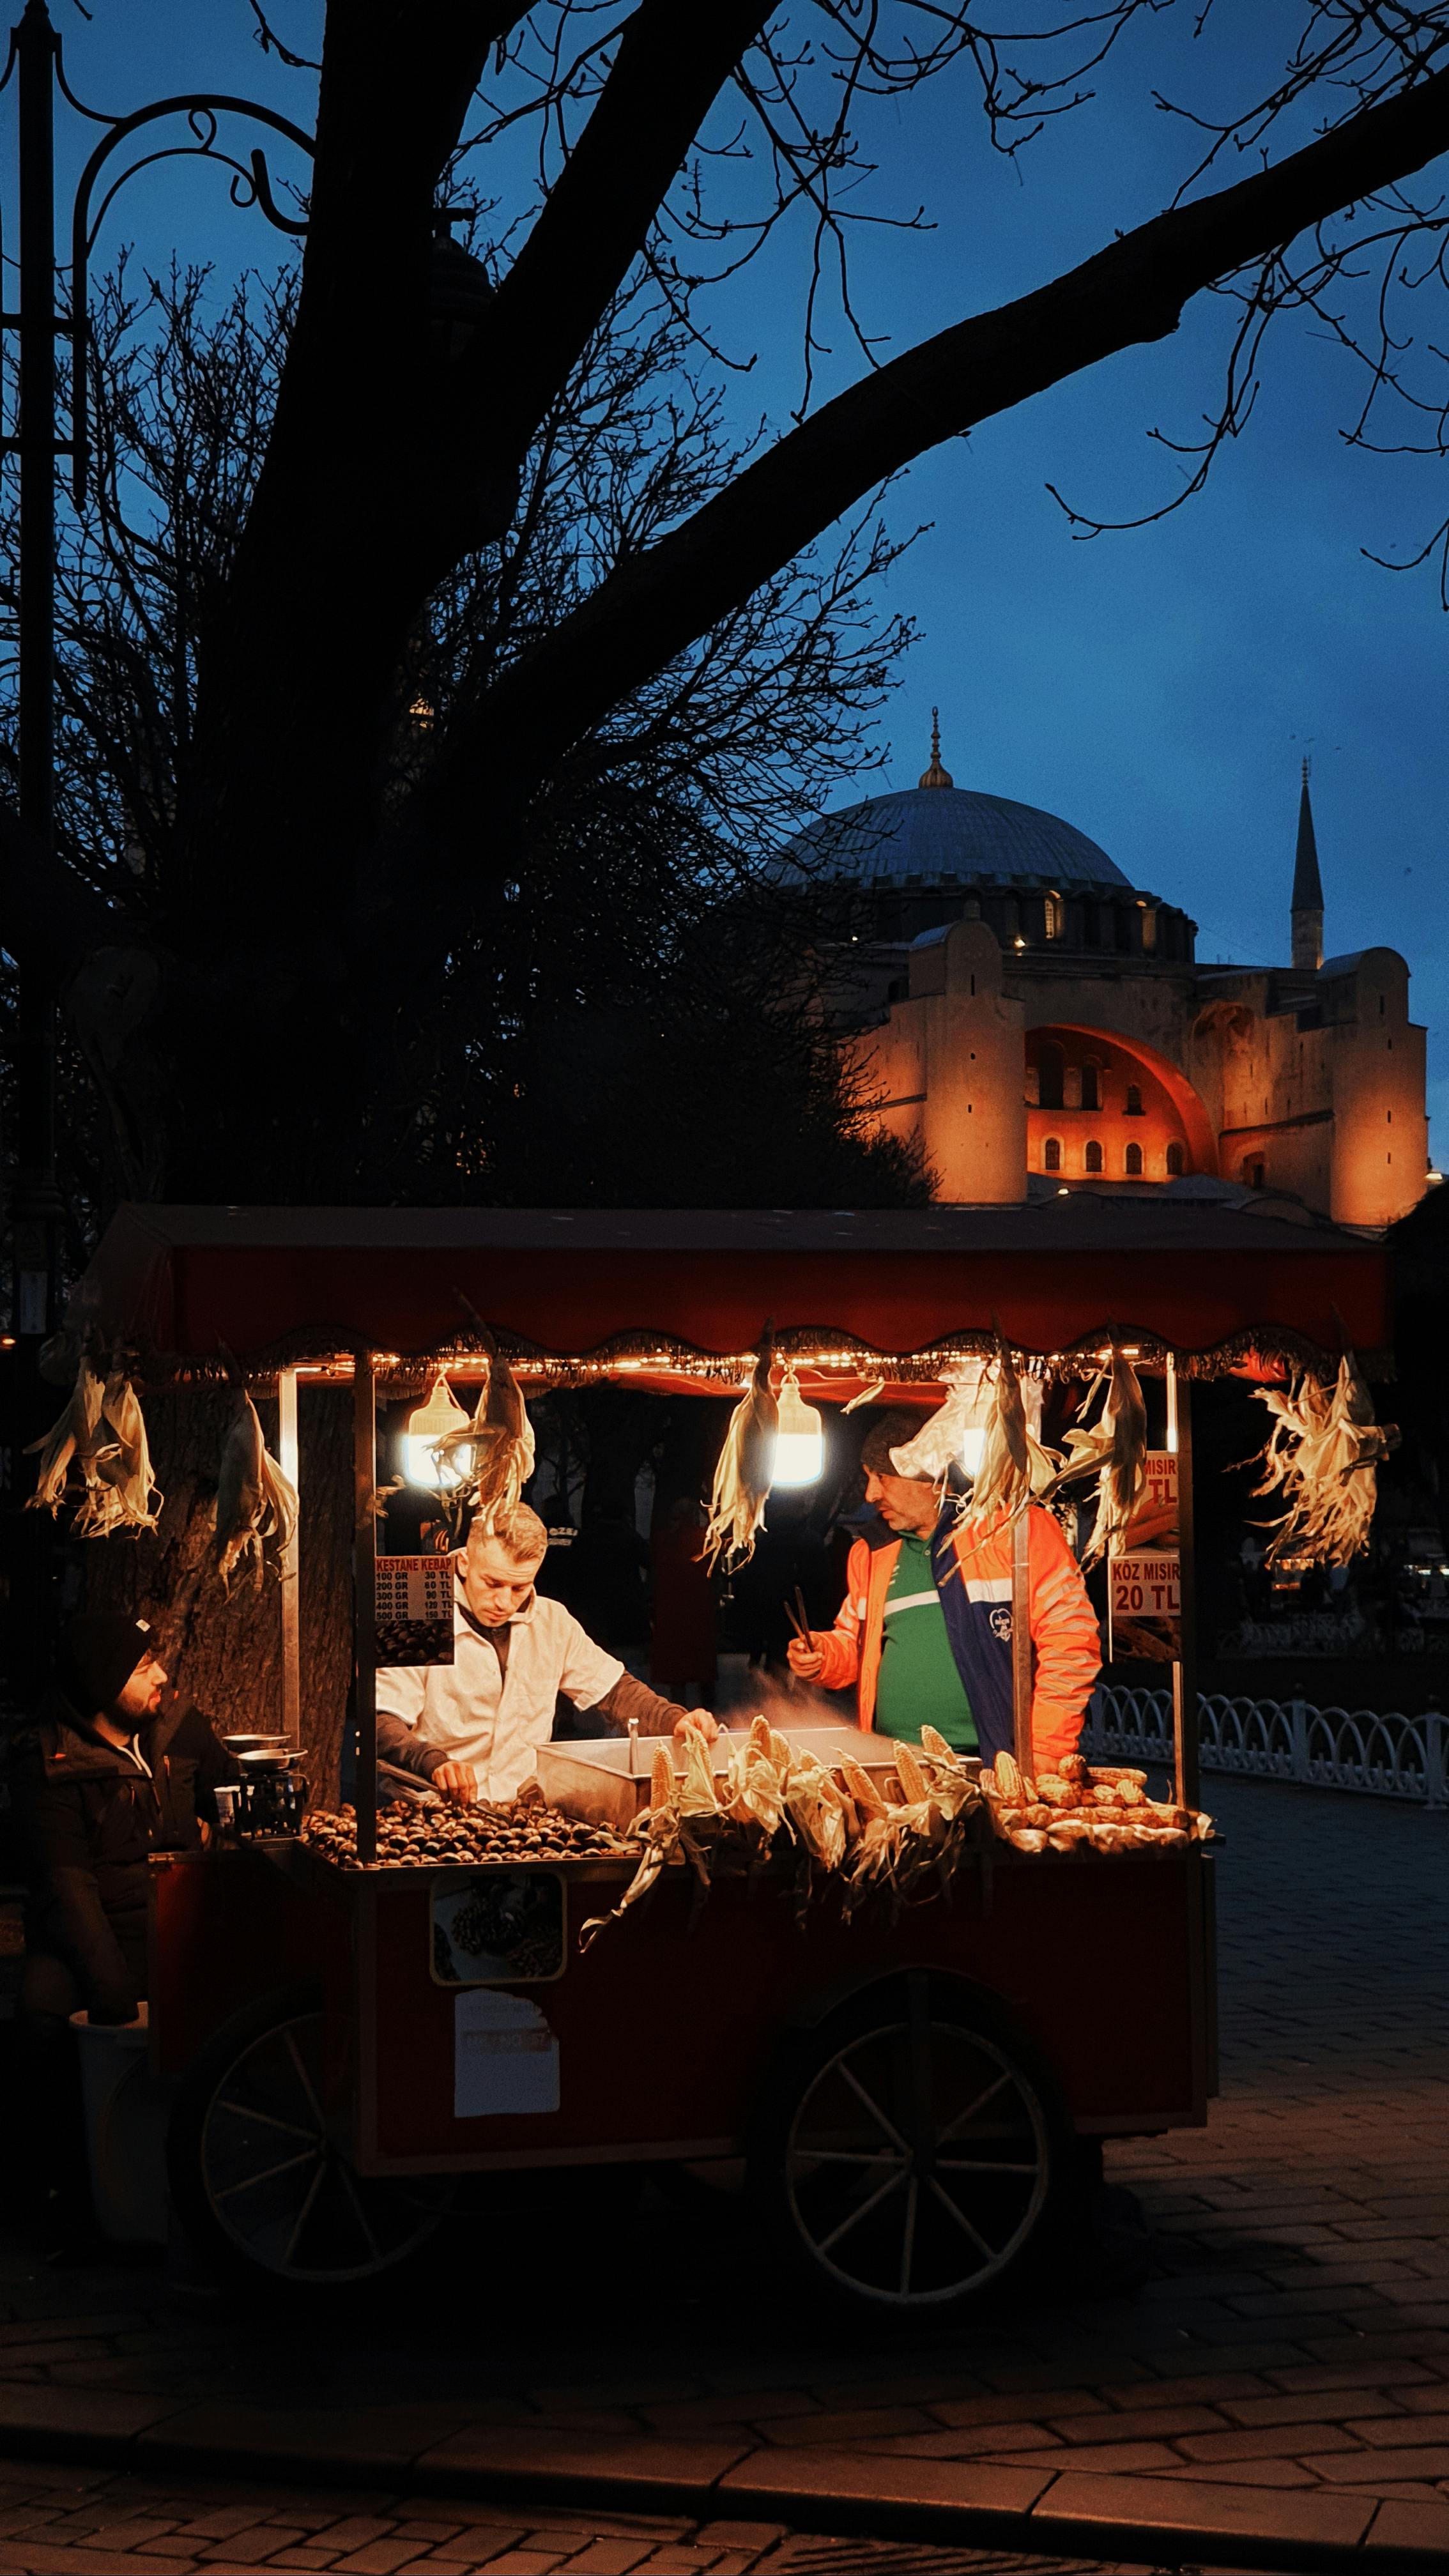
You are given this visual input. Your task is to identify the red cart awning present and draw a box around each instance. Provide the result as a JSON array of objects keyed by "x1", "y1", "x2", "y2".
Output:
[{"x1": 66, "y1": 1199, "x2": 1393, "y2": 1379}]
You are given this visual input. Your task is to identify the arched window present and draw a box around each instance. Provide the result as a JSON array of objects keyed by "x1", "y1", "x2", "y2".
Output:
[
  {"x1": 1080, "y1": 1061, "x2": 1101, "y2": 1112},
  {"x1": 1084, "y1": 1139, "x2": 1103, "y2": 1175},
  {"x1": 1043, "y1": 1137, "x2": 1062, "y2": 1174},
  {"x1": 1165, "y1": 1141, "x2": 1185, "y2": 1178},
  {"x1": 1044, "y1": 894, "x2": 1065, "y2": 940},
  {"x1": 1124, "y1": 1083, "x2": 1143, "y2": 1117},
  {"x1": 1124, "y1": 1141, "x2": 1144, "y2": 1177},
  {"x1": 1037, "y1": 1043, "x2": 1064, "y2": 1110}
]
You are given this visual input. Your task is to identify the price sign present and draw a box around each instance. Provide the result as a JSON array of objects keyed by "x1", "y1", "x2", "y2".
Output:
[
  {"x1": 432, "y1": 1869, "x2": 565, "y2": 1987},
  {"x1": 376, "y1": 1554, "x2": 455, "y2": 1667},
  {"x1": 1109, "y1": 1546, "x2": 1181, "y2": 1663},
  {"x1": 1123, "y1": 1450, "x2": 1178, "y2": 1547}
]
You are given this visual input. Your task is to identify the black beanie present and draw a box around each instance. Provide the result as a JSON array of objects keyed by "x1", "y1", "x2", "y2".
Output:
[{"x1": 61, "y1": 1612, "x2": 155, "y2": 1717}]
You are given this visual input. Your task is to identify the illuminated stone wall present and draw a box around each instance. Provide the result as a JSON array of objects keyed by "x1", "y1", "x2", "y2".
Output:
[
  {"x1": 1024, "y1": 1027, "x2": 1195, "y2": 1185},
  {"x1": 845, "y1": 868, "x2": 1429, "y2": 1225},
  {"x1": 855, "y1": 917, "x2": 1026, "y2": 1202},
  {"x1": 1185, "y1": 949, "x2": 1428, "y2": 1224}
]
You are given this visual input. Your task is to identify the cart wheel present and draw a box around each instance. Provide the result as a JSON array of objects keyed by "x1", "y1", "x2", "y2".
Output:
[
  {"x1": 751, "y1": 1975, "x2": 1068, "y2": 2315},
  {"x1": 167, "y1": 1986, "x2": 453, "y2": 2286}
]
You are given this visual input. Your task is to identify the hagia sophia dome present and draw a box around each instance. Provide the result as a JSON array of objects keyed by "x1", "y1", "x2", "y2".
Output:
[
  {"x1": 790, "y1": 711, "x2": 1428, "y2": 1233},
  {"x1": 783, "y1": 710, "x2": 1187, "y2": 963},
  {"x1": 787, "y1": 719, "x2": 1130, "y2": 894},
  {"x1": 791, "y1": 785, "x2": 1128, "y2": 890}
]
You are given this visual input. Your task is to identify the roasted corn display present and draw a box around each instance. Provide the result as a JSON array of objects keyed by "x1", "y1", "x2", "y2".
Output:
[
  {"x1": 980, "y1": 1747, "x2": 1212, "y2": 1853},
  {"x1": 580, "y1": 1717, "x2": 1214, "y2": 1947}
]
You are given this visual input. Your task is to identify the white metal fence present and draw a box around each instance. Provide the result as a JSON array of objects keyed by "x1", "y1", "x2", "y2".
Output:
[{"x1": 1085, "y1": 1685, "x2": 1448, "y2": 1809}]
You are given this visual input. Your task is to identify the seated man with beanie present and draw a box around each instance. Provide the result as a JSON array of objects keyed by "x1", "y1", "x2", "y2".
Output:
[
  {"x1": 789, "y1": 1409, "x2": 1100, "y2": 1774},
  {"x1": 10, "y1": 1614, "x2": 234, "y2": 2250}
]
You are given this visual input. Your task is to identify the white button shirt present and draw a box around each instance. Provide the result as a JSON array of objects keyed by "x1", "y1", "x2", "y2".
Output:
[{"x1": 376, "y1": 1566, "x2": 625, "y2": 1804}]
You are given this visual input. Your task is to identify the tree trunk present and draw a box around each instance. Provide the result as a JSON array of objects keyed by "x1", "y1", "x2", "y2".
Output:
[{"x1": 82, "y1": 1381, "x2": 355, "y2": 1807}]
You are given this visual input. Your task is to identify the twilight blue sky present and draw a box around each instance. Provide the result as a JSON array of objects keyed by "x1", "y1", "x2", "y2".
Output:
[{"x1": 16, "y1": 1, "x2": 1449, "y2": 1154}]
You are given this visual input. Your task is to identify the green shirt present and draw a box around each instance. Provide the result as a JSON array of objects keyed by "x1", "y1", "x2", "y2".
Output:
[{"x1": 873, "y1": 1535, "x2": 977, "y2": 1751}]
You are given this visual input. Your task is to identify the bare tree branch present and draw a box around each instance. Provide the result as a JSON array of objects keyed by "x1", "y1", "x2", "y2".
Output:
[
  {"x1": 422, "y1": 50, "x2": 1449, "y2": 831},
  {"x1": 462, "y1": 2, "x2": 773, "y2": 457}
]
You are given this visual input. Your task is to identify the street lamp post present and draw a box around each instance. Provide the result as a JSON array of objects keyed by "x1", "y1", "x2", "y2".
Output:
[
  {"x1": 0, "y1": 0, "x2": 313, "y2": 1694},
  {"x1": 1, "y1": 0, "x2": 314, "y2": 1342},
  {"x1": 8, "y1": 0, "x2": 61, "y2": 1340},
  {"x1": 0, "y1": 4, "x2": 498, "y2": 1704}
]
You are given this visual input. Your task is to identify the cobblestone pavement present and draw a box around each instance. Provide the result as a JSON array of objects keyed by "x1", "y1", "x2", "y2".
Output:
[
  {"x1": 0, "y1": 2469, "x2": 1160, "y2": 2576},
  {"x1": 1, "y1": 1779, "x2": 1447, "y2": 2561}
]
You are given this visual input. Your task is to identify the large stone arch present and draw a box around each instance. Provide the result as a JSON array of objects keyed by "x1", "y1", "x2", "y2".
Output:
[{"x1": 1025, "y1": 1022, "x2": 1218, "y2": 1183}]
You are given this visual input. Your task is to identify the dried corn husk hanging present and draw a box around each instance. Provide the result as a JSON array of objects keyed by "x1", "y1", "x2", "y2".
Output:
[
  {"x1": 954, "y1": 1344, "x2": 1057, "y2": 1544},
  {"x1": 75, "y1": 1370, "x2": 163, "y2": 1535},
  {"x1": 702, "y1": 1341, "x2": 777, "y2": 1569},
  {"x1": 214, "y1": 1389, "x2": 299, "y2": 1594},
  {"x1": 26, "y1": 1355, "x2": 162, "y2": 1536},
  {"x1": 1251, "y1": 1349, "x2": 1397, "y2": 1567},
  {"x1": 1041, "y1": 1344, "x2": 1149, "y2": 1564},
  {"x1": 26, "y1": 1356, "x2": 107, "y2": 1519},
  {"x1": 889, "y1": 1361, "x2": 991, "y2": 1485},
  {"x1": 440, "y1": 1331, "x2": 535, "y2": 1540},
  {"x1": 842, "y1": 1380, "x2": 885, "y2": 1414}
]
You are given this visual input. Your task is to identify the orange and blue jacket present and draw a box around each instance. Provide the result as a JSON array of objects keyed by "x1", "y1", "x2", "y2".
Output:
[{"x1": 813, "y1": 1505, "x2": 1101, "y2": 1774}]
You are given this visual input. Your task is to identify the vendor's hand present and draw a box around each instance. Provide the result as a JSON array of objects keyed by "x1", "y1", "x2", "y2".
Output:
[
  {"x1": 432, "y1": 1760, "x2": 479, "y2": 1804},
  {"x1": 196, "y1": 1818, "x2": 213, "y2": 1851},
  {"x1": 787, "y1": 1637, "x2": 825, "y2": 1681},
  {"x1": 674, "y1": 1709, "x2": 719, "y2": 1743}
]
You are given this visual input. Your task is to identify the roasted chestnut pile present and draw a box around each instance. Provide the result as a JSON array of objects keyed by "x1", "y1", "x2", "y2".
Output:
[{"x1": 302, "y1": 1791, "x2": 625, "y2": 1869}]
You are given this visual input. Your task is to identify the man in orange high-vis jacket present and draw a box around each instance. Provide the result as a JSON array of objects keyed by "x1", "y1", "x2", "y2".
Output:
[{"x1": 788, "y1": 1411, "x2": 1101, "y2": 1774}]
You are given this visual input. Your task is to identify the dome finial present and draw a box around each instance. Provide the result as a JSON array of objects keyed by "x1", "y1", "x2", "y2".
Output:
[{"x1": 919, "y1": 705, "x2": 953, "y2": 790}]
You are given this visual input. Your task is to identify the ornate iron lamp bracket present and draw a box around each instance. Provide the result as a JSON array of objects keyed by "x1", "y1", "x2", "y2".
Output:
[{"x1": 65, "y1": 90, "x2": 315, "y2": 502}]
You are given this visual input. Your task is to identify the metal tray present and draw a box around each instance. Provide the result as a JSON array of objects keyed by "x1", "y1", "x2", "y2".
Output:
[
  {"x1": 535, "y1": 1722, "x2": 916, "y2": 1834},
  {"x1": 272, "y1": 1836, "x2": 629, "y2": 1888}
]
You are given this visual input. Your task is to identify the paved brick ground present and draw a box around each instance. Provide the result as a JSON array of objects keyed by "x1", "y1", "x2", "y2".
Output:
[
  {"x1": 1, "y1": 1777, "x2": 1446, "y2": 2562},
  {"x1": 0, "y1": 2469, "x2": 1151, "y2": 2575}
]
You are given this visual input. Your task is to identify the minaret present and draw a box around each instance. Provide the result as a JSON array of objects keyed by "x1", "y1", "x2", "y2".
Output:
[
  {"x1": 918, "y1": 707, "x2": 954, "y2": 789},
  {"x1": 1291, "y1": 756, "x2": 1324, "y2": 971}
]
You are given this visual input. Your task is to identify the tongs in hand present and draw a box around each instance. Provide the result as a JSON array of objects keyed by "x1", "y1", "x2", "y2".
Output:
[{"x1": 783, "y1": 1586, "x2": 814, "y2": 1651}]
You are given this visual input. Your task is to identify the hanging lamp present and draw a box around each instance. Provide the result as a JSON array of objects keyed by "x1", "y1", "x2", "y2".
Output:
[
  {"x1": 402, "y1": 1371, "x2": 472, "y2": 1490},
  {"x1": 772, "y1": 1362, "x2": 824, "y2": 1488}
]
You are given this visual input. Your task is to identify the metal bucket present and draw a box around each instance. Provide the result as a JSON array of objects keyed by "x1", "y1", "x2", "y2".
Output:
[{"x1": 69, "y1": 2003, "x2": 174, "y2": 2246}]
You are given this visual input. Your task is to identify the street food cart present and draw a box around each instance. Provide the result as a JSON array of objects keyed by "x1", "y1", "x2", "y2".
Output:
[{"x1": 62, "y1": 1199, "x2": 1392, "y2": 2306}]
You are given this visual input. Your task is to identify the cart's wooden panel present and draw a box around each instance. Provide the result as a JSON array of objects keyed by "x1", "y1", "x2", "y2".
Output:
[
  {"x1": 358, "y1": 1848, "x2": 1209, "y2": 2172},
  {"x1": 147, "y1": 1847, "x2": 353, "y2": 2078}
]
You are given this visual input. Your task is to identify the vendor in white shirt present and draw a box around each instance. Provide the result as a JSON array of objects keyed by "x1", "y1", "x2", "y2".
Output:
[{"x1": 376, "y1": 1500, "x2": 716, "y2": 1805}]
